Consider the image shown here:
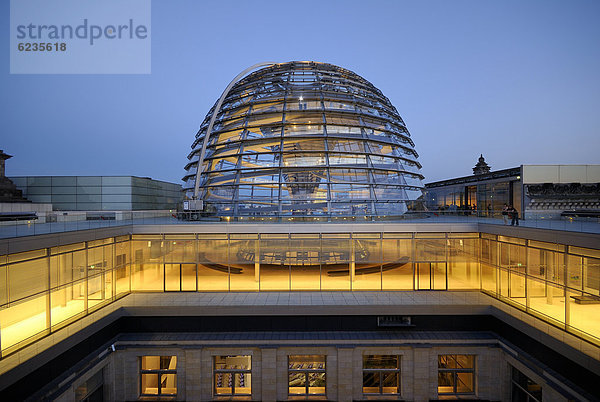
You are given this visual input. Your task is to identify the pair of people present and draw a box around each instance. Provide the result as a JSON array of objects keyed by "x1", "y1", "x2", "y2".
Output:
[{"x1": 501, "y1": 204, "x2": 519, "y2": 226}]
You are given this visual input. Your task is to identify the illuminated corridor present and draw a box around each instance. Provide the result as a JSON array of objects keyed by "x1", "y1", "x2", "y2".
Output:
[{"x1": 1, "y1": 227, "x2": 598, "y2": 357}]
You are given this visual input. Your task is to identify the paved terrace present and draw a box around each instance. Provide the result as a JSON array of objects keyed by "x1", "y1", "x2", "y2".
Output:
[{"x1": 1, "y1": 214, "x2": 599, "y2": 239}]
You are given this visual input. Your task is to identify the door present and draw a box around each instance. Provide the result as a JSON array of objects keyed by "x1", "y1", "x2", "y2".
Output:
[
  {"x1": 165, "y1": 263, "x2": 197, "y2": 291},
  {"x1": 416, "y1": 262, "x2": 447, "y2": 290}
]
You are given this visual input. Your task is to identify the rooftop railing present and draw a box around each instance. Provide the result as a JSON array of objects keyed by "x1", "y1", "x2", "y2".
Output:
[{"x1": 0, "y1": 210, "x2": 598, "y2": 239}]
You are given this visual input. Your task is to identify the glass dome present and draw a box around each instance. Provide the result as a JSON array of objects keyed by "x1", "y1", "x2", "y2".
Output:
[{"x1": 183, "y1": 61, "x2": 424, "y2": 219}]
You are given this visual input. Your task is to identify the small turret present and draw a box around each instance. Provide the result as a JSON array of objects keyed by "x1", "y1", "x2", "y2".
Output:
[
  {"x1": 473, "y1": 154, "x2": 491, "y2": 175},
  {"x1": 0, "y1": 150, "x2": 28, "y2": 202}
]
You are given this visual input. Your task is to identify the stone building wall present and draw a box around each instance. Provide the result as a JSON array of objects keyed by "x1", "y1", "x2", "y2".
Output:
[{"x1": 69, "y1": 343, "x2": 573, "y2": 402}]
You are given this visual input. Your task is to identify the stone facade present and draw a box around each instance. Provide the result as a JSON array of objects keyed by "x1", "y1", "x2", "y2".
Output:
[{"x1": 60, "y1": 342, "x2": 574, "y2": 402}]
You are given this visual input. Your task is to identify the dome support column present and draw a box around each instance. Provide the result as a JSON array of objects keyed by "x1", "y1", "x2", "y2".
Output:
[{"x1": 193, "y1": 62, "x2": 277, "y2": 199}]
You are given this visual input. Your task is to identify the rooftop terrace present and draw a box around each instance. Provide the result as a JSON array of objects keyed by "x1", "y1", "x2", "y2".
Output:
[{"x1": 1, "y1": 211, "x2": 599, "y2": 239}]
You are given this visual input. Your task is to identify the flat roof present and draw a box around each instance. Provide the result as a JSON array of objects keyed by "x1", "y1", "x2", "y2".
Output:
[{"x1": 425, "y1": 166, "x2": 520, "y2": 188}]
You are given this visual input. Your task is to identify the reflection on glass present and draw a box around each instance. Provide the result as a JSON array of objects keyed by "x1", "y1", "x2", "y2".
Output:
[
  {"x1": 183, "y1": 62, "x2": 424, "y2": 218},
  {"x1": 290, "y1": 237, "x2": 321, "y2": 290},
  {"x1": 1, "y1": 234, "x2": 600, "y2": 357},
  {"x1": 288, "y1": 372, "x2": 306, "y2": 395},
  {"x1": 382, "y1": 238, "x2": 413, "y2": 290},
  {"x1": 511, "y1": 366, "x2": 542, "y2": 402},
  {"x1": 288, "y1": 355, "x2": 326, "y2": 395},
  {"x1": 140, "y1": 356, "x2": 177, "y2": 396},
  {"x1": 362, "y1": 355, "x2": 400, "y2": 394},
  {"x1": 438, "y1": 355, "x2": 474, "y2": 395},
  {"x1": 214, "y1": 355, "x2": 252, "y2": 396}
]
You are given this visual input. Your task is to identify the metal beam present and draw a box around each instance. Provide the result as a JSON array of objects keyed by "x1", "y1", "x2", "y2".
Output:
[{"x1": 193, "y1": 62, "x2": 278, "y2": 199}]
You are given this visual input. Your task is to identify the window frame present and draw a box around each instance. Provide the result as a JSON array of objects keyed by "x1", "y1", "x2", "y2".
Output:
[
  {"x1": 139, "y1": 355, "x2": 177, "y2": 397},
  {"x1": 511, "y1": 366, "x2": 542, "y2": 402},
  {"x1": 288, "y1": 355, "x2": 327, "y2": 396},
  {"x1": 362, "y1": 354, "x2": 401, "y2": 395},
  {"x1": 75, "y1": 368, "x2": 104, "y2": 402},
  {"x1": 437, "y1": 354, "x2": 475, "y2": 396},
  {"x1": 213, "y1": 355, "x2": 252, "y2": 397}
]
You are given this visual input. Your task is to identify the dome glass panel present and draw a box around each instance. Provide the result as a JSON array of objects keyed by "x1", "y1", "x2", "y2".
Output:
[{"x1": 183, "y1": 61, "x2": 424, "y2": 219}]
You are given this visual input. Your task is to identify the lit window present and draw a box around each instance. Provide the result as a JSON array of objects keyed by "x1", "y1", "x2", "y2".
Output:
[
  {"x1": 511, "y1": 366, "x2": 542, "y2": 402},
  {"x1": 214, "y1": 355, "x2": 252, "y2": 396},
  {"x1": 362, "y1": 355, "x2": 400, "y2": 395},
  {"x1": 140, "y1": 356, "x2": 177, "y2": 396},
  {"x1": 437, "y1": 355, "x2": 475, "y2": 395},
  {"x1": 288, "y1": 355, "x2": 326, "y2": 396}
]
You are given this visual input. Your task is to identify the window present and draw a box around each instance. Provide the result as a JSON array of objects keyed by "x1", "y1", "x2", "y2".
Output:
[
  {"x1": 288, "y1": 355, "x2": 326, "y2": 395},
  {"x1": 214, "y1": 355, "x2": 252, "y2": 396},
  {"x1": 75, "y1": 369, "x2": 104, "y2": 402},
  {"x1": 511, "y1": 366, "x2": 542, "y2": 402},
  {"x1": 362, "y1": 355, "x2": 401, "y2": 395},
  {"x1": 437, "y1": 355, "x2": 475, "y2": 395},
  {"x1": 140, "y1": 356, "x2": 177, "y2": 396}
]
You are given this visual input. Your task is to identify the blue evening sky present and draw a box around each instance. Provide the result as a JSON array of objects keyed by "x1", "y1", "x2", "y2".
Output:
[{"x1": 1, "y1": 0, "x2": 599, "y2": 184}]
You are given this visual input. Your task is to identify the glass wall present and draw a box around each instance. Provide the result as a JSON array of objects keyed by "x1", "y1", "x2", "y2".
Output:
[
  {"x1": 425, "y1": 179, "x2": 519, "y2": 217},
  {"x1": 9, "y1": 176, "x2": 182, "y2": 211},
  {"x1": 0, "y1": 235, "x2": 129, "y2": 355},
  {"x1": 481, "y1": 236, "x2": 600, "y2": 344},
  {"x1": 0, "y1": 232, "x2": 599, "y2": 358},
  {"x1": 425, "y1": 184, "x2": 467, "y2": 212}
]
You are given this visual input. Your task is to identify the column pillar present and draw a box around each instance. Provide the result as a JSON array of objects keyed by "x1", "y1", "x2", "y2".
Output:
[
  {"x1": 46, "y1": 248, "x2": 51, "y2": 331},
  {"x1": 413, "y1": 347, "x2": 432, "y2": 402},
  {"x1": 255, "y1": 239, "x2": 260, "y2": 283},
  {"x1": 350, "y1": 238, "x2": 355, "y2": 286},
  {"x1": 84, "y1": 242, "x2": 88, "y2": 312},
  {"x1": 337, "y1": 347, "x2": 353, "y2": 402},
  {"x1": 546, "y1": 250, "x2": 554, "y2": 305},
  {"x1": 261, "y1": 348, "x2": 277, "y2": 401},
  {"x1": 564, "y1": 251, "x2": 571, "y2": 329},
  {"x1": 185, "y1": 349, "x2": 202, "y2": 401}
]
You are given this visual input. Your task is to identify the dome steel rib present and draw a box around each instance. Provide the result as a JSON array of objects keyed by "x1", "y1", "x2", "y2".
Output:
[{"x1": 183, "y1": 61, "x2": 424, "y2": 220}]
